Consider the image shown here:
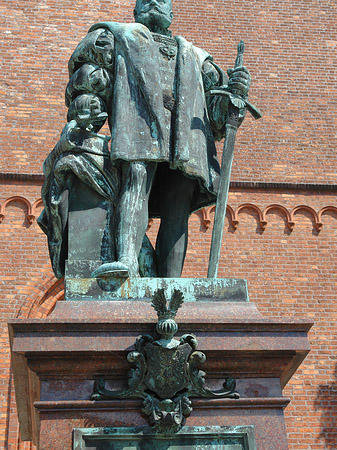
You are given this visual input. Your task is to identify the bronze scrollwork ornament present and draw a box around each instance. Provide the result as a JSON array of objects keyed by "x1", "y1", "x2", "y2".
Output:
[{"x1": 91, "y1": 289, "x2": 239, "y2": 433}]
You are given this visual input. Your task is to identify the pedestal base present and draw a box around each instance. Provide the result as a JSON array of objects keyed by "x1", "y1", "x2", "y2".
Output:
[{"x1": 9, "y1": 280, "x2": 312, "y2": 450}]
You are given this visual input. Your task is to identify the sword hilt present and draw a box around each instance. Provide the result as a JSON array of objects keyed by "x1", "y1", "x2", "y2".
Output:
[
  {"x1": 235, "y1": 40, "x2": 245, "y2": 68},
  {"x1": 205, "y1": 40, "x2": 262, "y2": 121},
  {"x1": 206, "y1": 89, "x2": 262, "y2": 120}
]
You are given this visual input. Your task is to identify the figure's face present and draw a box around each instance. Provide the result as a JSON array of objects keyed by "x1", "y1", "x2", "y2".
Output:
[{"x1": 134, "y1": 0, "x2": 173, "y2": 30}]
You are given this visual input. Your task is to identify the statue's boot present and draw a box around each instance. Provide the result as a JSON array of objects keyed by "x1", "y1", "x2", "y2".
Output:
[
  {"x1": 91, "y1": 261, "x2": 129, "y2": 278},
  {"x1": 91, "y1": 257, "x2": 139, "y2": 278},
  {"x1": 91, "y1": 235, "x2": 157, "y2": 278}
]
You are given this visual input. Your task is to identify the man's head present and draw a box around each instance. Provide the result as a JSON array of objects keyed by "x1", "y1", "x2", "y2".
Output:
[{"x1": 134, "y1": 0, "x2": 173, "y2": 30}]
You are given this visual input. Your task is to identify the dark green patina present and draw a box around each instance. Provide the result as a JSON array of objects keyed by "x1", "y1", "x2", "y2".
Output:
[
  {"x1": 73, "y1": 426, "x2": 257, "y2": 450},
  {"x1": 38, "y1": 0, "x2": 256, "y2": 280}
]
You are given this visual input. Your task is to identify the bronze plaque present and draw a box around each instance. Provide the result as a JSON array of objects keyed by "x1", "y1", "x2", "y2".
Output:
[{"x1": 73, "y1": 426, "x2": 256, "y2": 450}]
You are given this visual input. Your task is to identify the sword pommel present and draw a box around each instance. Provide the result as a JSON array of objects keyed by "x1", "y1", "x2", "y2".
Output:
[{"x1": 235, "y1": 40, "x2": 245, "y2": 68}]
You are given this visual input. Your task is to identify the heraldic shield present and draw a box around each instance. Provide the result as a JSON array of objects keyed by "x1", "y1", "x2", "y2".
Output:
[
  {"x1": 144, "y1": 342, "x2": 192, "y2": 398},
  {"x1": 91, "y1": 289, "x2": 239, "y2": 432}
]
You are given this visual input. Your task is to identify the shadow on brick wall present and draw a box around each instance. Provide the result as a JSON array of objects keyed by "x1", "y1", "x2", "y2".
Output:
[{"x1": 315, "y1": 362, "x2": 337, "y2": 449}]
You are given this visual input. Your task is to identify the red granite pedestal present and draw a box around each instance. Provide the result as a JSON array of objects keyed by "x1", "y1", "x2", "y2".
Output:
[{"x1": 9, "y1": 300, "x2": 312, "y2": 450}]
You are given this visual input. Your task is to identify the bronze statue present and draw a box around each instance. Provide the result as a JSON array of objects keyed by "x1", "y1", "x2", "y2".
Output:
[{"x1": 38, "y1": 0, "x2": 252, "y2": 279}]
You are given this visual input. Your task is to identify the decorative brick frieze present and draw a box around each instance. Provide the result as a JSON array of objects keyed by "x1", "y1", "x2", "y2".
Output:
[
  {"x1": 2, "y1": 195, "x2": 336, "y2": 234},
  {"x1": 200, "y1": 204, "x2": 337, "y2": 232}
]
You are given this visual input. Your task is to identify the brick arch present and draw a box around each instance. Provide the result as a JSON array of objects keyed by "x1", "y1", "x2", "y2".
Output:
[
  {"x1": 198, "y1": 205, "x2": 236, "y2": 230},
  {"x1": 234, "y1": 203, "x2": 266, "y2": 230},
  {"x1": 0, "y1": 196, "x2": 34, "y2": 224},
  {"x1": 290, "y1": 205, "x2": 322, "y2": 231},
  {"x1": 17, "y1": 271, "x2": 64, "y2": 319},
  {"x1": 6, "y1": 272, "x2": 65, "y2": 450},
  {"x1": 318, "y1": 205, "x2": 337, "y2": 222},
  {"x1": 2, "y1": 196, "x2": 32, "y2": 211},
  {"x1": 0, "y1": 196, "x2": 43, "y2": 225},
  {"x1": 263, "y1": 204, "x2": 295, "y2": 231}
]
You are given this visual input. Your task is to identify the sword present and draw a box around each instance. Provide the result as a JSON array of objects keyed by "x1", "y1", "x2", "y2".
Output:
[{"x1": 207, "y1": 41, "x2": 262, "y2": 278}]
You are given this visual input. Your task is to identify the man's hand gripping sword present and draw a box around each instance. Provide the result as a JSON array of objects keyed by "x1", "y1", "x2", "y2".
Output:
[{"x1": 207, "y1": 41, "x2": 262, "y2": 278}]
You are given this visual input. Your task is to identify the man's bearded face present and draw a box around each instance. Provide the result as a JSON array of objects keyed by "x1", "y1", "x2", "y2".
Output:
[{"x1": 134, "y1": 0, "x2": 173, "y2": 29}]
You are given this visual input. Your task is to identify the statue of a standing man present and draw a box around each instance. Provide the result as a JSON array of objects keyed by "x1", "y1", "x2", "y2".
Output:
[{"x1": 40, "y1": 0, "x2": 251, "y2": 279}]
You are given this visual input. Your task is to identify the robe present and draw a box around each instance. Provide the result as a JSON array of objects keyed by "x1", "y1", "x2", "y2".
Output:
[
  {"x1": 38, "y1": 21, "x2": 240, "y2": 277},
  {"x1": 69, "y1": 22, "x2": 228, "y2": 214}
]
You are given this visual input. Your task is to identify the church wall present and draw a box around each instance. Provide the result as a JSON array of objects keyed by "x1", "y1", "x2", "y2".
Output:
[{"x1": 0, "y1": 0, "x2": 336, "y2": 449}]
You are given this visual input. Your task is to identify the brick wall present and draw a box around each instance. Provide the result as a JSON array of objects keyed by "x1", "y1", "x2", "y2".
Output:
[
  {"x1": 1, "y1": 0, "x2": 336, "y2": 449},
  {"x1": 1, "y1": 0, "x2": 337, "y2": 183}
]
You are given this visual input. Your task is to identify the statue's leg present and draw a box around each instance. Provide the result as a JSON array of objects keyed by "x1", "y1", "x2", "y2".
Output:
[
  {"x1": 116, "y1": 161, "x2": 157, "y2": 276},
  {"x1": 156, "y1": 169, "x2": 196, "y2": 277},
  {"x1": 92, "y1": 161, "x2": 157, "y2": 278}
]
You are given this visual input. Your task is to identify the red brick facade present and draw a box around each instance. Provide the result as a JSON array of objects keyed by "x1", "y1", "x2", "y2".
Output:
[{"x1": 1, "y1": 1, "x2": 336, "y2": 449}]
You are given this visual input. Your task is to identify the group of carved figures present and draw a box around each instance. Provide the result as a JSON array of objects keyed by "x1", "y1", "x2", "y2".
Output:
[{"x1": 38, "y1": 0, "x2": 251, "y2": 279}]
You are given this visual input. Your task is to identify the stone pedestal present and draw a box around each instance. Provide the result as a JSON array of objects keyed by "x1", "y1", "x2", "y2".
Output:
[{"x1": 9, "y1": 278, "x2": 312, "y2": 450}]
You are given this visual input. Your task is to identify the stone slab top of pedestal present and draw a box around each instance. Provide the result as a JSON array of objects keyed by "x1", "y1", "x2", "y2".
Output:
[
  {"x1": 8, "y1": 299, "x2": 313, "y2": 336},
  {"x1": 65, "y1": 262, "x2": 249, "y2": 302}
]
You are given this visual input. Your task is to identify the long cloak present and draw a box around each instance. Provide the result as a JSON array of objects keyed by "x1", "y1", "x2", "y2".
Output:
[{"x1": 87, "y1": 22, "x2": 221, "y2": 214}]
